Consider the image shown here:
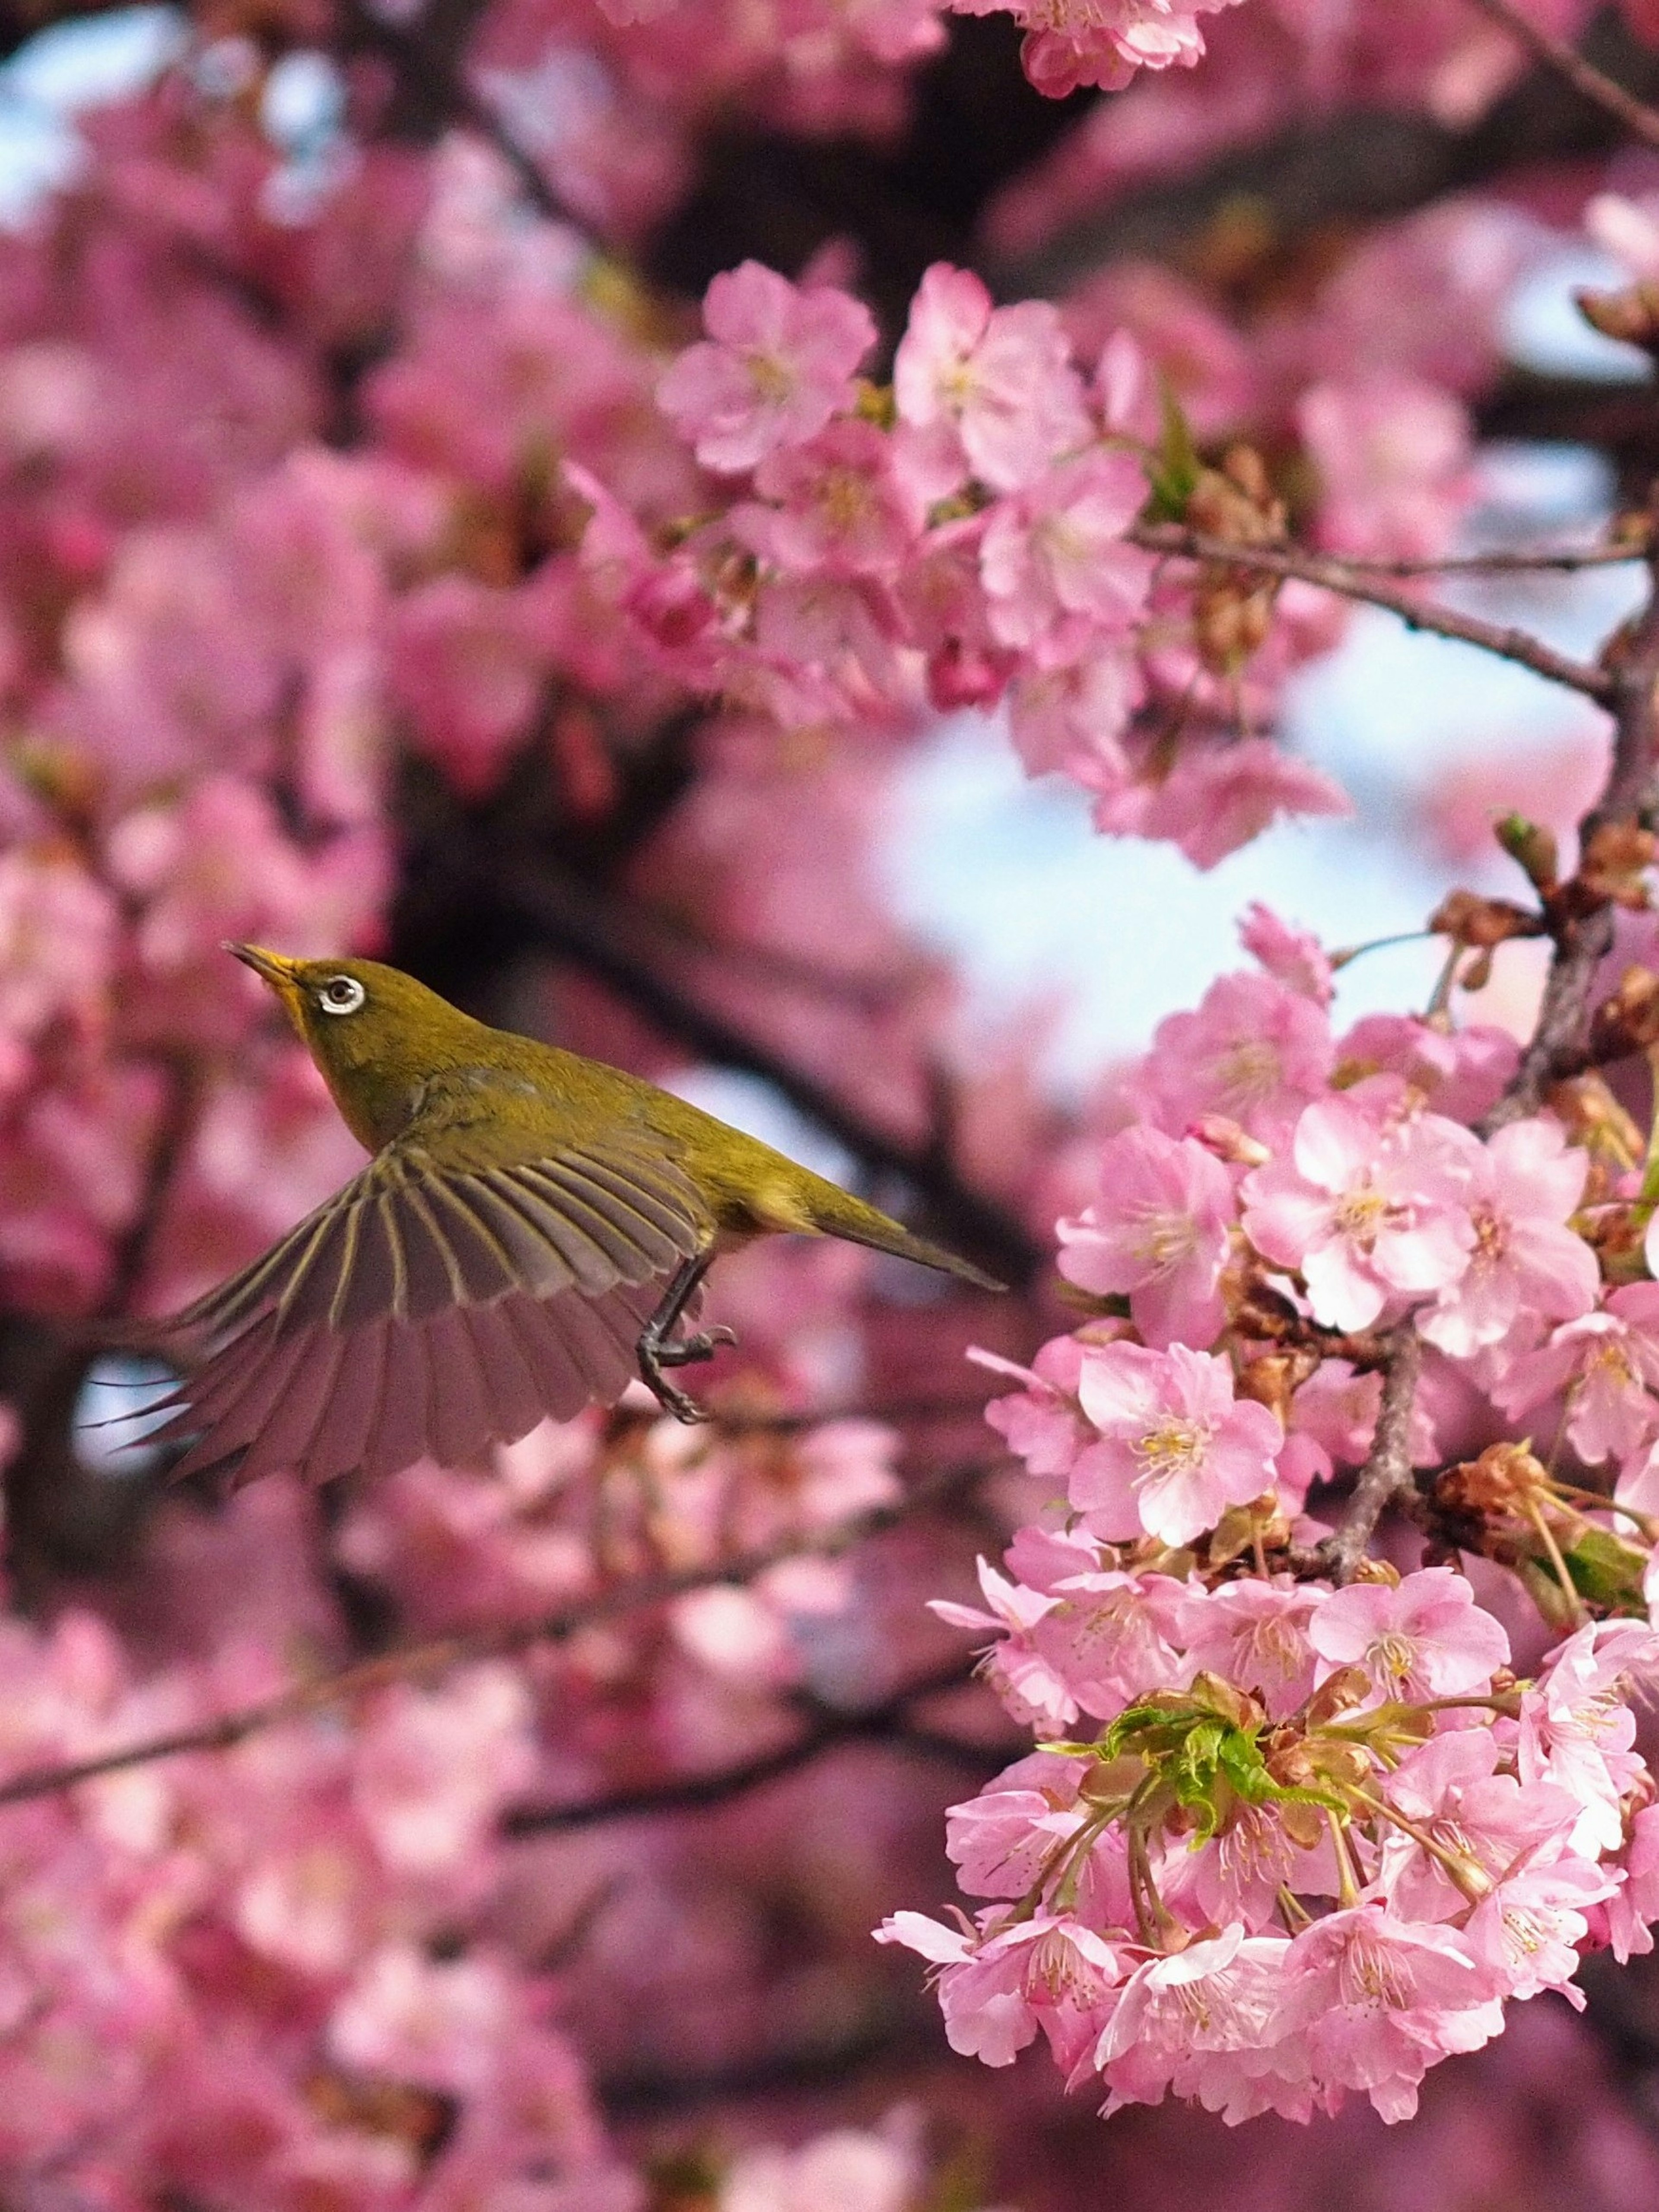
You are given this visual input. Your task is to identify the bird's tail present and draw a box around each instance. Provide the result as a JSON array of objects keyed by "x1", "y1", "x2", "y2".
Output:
[{"x1": 807, "y1": 1183, "x2": 1006, "y2": 1293}]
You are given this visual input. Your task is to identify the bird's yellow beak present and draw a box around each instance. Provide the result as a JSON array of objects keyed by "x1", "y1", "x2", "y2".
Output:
[{"x1": 225, "y1": 942, "x2": 302, "y2": 1005}]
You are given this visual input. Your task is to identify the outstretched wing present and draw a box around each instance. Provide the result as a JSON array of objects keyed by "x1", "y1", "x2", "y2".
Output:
[{"x1": 156, "y1": 1135, "x2": 711, "y2": 1489}]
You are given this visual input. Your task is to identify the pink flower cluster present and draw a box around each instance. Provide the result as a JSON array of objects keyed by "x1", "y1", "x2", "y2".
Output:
[
  {"x1": 884, "y1": 910, "x2": 1659, "y2": 2120},
  {"x1": 888, "y1": 1566, "x2": 1659, "y2": 2123},
  {"x1": 0, "y1": 1602, "x2": 644, "y2": 2206},
  {"x1": 576, "y1": 258, "x2": 1354, "y2": 868}
]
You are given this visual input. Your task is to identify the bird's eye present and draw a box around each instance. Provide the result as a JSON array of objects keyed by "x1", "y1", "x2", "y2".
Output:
[{"x1": 318, "y1": 975, "x2": 365, "y2": 1016}]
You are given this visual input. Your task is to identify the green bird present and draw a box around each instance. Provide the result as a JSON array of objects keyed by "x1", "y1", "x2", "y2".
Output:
[{"x1": 153, "y1": 945, "x2": 1004, "y2": 1490}]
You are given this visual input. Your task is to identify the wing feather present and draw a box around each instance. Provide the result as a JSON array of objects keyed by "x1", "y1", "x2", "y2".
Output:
[
  {"x1": 363, "y1": 1323, "x2": 433, "y2": 1483},
  {"x1": 416, "y1": 1305, "x2": 495, "y2": 1467},
  {"x1": 302, "y1": 1317, "x2": 391, "y2": 1487},
  {"x1": 156, "y1": 1114, "x2": 713, "y2": 1488},
  {"x1": 231, "y1": 1328, "x2": 349, "y2": 1490},
  {"x1": 458, "y1": 1302, "x2": 550, "y2": 1445}
]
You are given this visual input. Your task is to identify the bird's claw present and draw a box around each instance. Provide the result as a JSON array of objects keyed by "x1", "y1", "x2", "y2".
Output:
[
  {"x1": 637, "y1": 1322, "x2": 738, "y2": 1423},
  {"x1": 654, "y1": 1324, "x2": 738, "y2": 1370},
  {"x1": 655, "y1": 1375, "x2": 709, "y2": 1423}
]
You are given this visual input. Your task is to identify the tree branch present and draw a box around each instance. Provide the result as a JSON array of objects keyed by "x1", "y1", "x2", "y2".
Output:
[
  {"x1": 1465, "y1": 0, "x2": 1659, "y2": 152},
  {"x1": 1276, "y1": 542, "x2": 1646, "y2": 577},
  {"x1": 502, "y1": 1660, "x2": 1007, "y2": 1833},
  {"x1": 1483, "y1": 523, "x2": 1659, "y2": 1130},
  {"x1": 0, "y1": 1459, "x2": 998, "y2": 1810},
  {"x1": 1299, "y1": 1327, "x2": 1424, "y2": 1583},
  {"x1": 1129, "y1": 525, "x2": 1616, "y2": 701}
]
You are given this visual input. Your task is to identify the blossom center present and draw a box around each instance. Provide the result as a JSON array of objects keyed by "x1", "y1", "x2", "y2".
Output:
[
  {"x1": 1336, "y1": 1929, "x2": 1414, "y2": 2011},
  {"x1": 1367, "y1": 1632, "x2": 1418, "y2": 1685},
  {"x1": 1027, "y1": 1927, "x2": 1106, "y2": 2003},
  {"x1": 746, "y1": 352, "x2": 797, "y2": 406},
  {"x1": 1332, "y1": 1183, "x2": 1394, "y2": 1251},
  {"x1": 1132, "y1": 1416, "x2": 1215, "y2": 1485},
  {"x1": 1470, "y1": 1203, "x2": 1509, "y2": 1265},
  {"x1": 1214, "y1": 1039, "x2": 1282, "y2": 1108},
  {"x1": 817, "y1": 468, "x2": 874, "y2": 534},
  {"x1": 1131, "y1": 1208, "x2": 1199, "y2": 1274}
]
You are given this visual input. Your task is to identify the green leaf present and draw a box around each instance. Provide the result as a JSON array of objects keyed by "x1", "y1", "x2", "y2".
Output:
[{"x1": 1144, "y1": 374, "x2": 1203, "y2": 521}]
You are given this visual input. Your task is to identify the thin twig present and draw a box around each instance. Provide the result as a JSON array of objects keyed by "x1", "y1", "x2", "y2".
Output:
[
  {"x1": 503, "y1": 1660, "x2": 1006, "y2": 1833},
  {"x1": 0, "y1": 1461, "x2": 997, "y2": 1811},
  {"x1": 1465, "y1": 0, "x2": 1659, "y2": 153},
  {"x1": 1129, "y1": 524, "x2": 1615, "y2": 701},
  {"x1": 1300, "y1": 1327, "x2": 1424, "y2": 1584},
  {"x1": 1321, "y1": 544, "x2": 1647, "y2": 576}
]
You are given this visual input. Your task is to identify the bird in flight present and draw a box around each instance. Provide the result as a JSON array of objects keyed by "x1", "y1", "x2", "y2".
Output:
[{"x1": 144, "y1": 945, "x2": 1003, "y2": 1491}]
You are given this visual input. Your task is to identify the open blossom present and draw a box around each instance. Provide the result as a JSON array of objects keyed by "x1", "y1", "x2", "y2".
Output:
[
  {"x1": 1238, "y1": 901, "x2": 1334, "y2": 1006},
  {"x1": 1096, "y1": 1927, "x2": 1294, "y2": 2121},
  {"x1": 1493, "y1": 1283, "x2": 1659, "y2": 1470},
  {"x1": 975, "y1": 1335, "x2": 1094, "y2": 1478},
  {"x1": 1133, "y1": 971, "x2": 1334, "y2": 1144},
  {"x1": 1030, "y1": 1564, "x2": 1187, "y2": 1715},
  {"x1": 1277, "y1": 1905, "x2": 1501, "y2": 2123},
  {"x1": 1242, "y1": 1095, "x2": 1475, "y2": 1333},
  {"x1": 1102, "y1": 740, "x2": 1352, "y2": 870},
  {"x1": 1172, "y1": 1579, "x2": 1320, "y2": 1719},
  {"x1": 1071, "y1": 1341, "x2": 1283, "y2": 1546},
  {"x1": 734, "y1": 419, "x2": 932, "y2": 577},
  {"x1": 960, "y1": 0, "x2": 1245, "y2": 99},
  {"x1": 1307, "y1": 1566, "x2": 1510, "y2": 1702},
  {"x1": 930, "y1": 1556, "x2": 1075, "y2": 1731},
  {"x1": 875, "y1": 1909, "x2": 1123, "y2": 2069},
  {"x1": 1056, "y1": 1125, "x2": 1235, "y2": 1349},
  {"x1": 1418, "y1": 1117, "x2": 1597, "y2": 1357},
  {"x1": 893, "y1": 263, "x2": 1090, "y2": 491},
  {"x1": 658, "y1": 262, "x2": 877, "y2": 473},
  {"x1": 1379, "y1": 1731, "x2": 1580, "y2": 1922},
  {"x1": 979, "y1": 450, "x2": 1154, "y2": 662}
]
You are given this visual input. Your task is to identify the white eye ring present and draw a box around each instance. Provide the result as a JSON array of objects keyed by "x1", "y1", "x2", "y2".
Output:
[{"x1": 318, "y1": 975, "x2": 365, "y2": 1016}]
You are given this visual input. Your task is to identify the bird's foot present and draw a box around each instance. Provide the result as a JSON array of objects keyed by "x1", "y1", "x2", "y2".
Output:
[
  {"x1": 655, "y1": 1324, "x2": 738, "y2": 1370},
  {"x1": 637, "y1": 1325, "x2": 738, "y2": 1423}
]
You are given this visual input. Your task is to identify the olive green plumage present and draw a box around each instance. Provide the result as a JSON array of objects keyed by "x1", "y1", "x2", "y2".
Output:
[{"x1": 152, "y1": 945, "x2": 1002, "y2": 1491}]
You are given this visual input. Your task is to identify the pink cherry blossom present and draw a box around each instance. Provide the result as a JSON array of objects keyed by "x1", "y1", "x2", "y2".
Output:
[
  {"x1": 735, "y1": 419, "x2": 930, "y2": 577},
  {"x1": 945, "y1": 1751, "x2": 1090, "y2": 1897},
  {"x1": 1071, "y1": 1341, "x2": 1284, "y2": 1545},
  {"x1": 1277, "y1": 1904, "x2": 1501, "y2": 2122},
  {"x1": 875, "y1": 1908, "x2": 1123, "y2": 2069},
  {"x1": 1238, "y1": 901, "x2": 1335, "y2": 1006},
  {"x1": 1101, "y1": 739, "x2": 1352, "y2": 869},
  {"x1": 1242, "y1": 1095, "x2": 1475, "y2": 1333},
  {"x1": 1494, "y1": 1283, "x2": 1659, "y2": 1470},
  {"x1": 979, "y1": 451, "x2": 1154, "y2": 663},
  {"x1": 1055, "y1": 1124, "x2": 1236, "y2": 1349},
  {"x1": 1172, "y1": 1579, "x2": 1320, "y2": 1718},
  {"x1": 1418, "y1": 1118, "x2": 1597, "y2": 1357},
  {"x1": 1030, "y1": 1565, "x2": 1188, "y2": 1715},
  {"x1": 1096, "y1": 1926, "x2": 1296, "y2": 2123},
  {"x1": 930, "y1": 1556, "x2": 1075, "y2": 1731},
  {"x1": 974, "y1": 1335, "x2": 1094, "y2": 1479},
  {"x1": 893, "y1": 264, "x2": 1090, "y2": 491},
  {"x1": 658, "y1": 262, "x2": 877, "y2": 473},
  {"x1": 1307, "y1": 1566, "x2": 1510, "y2": 1702},
  {"x1": 1132, "y1": 971, "x2": 1334, "y2": 1145}
]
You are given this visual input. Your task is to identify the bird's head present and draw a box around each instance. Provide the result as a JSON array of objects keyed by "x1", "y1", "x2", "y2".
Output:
[{"x1": 226, "y1": 945, "x2": 478, "y2": 1150}]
